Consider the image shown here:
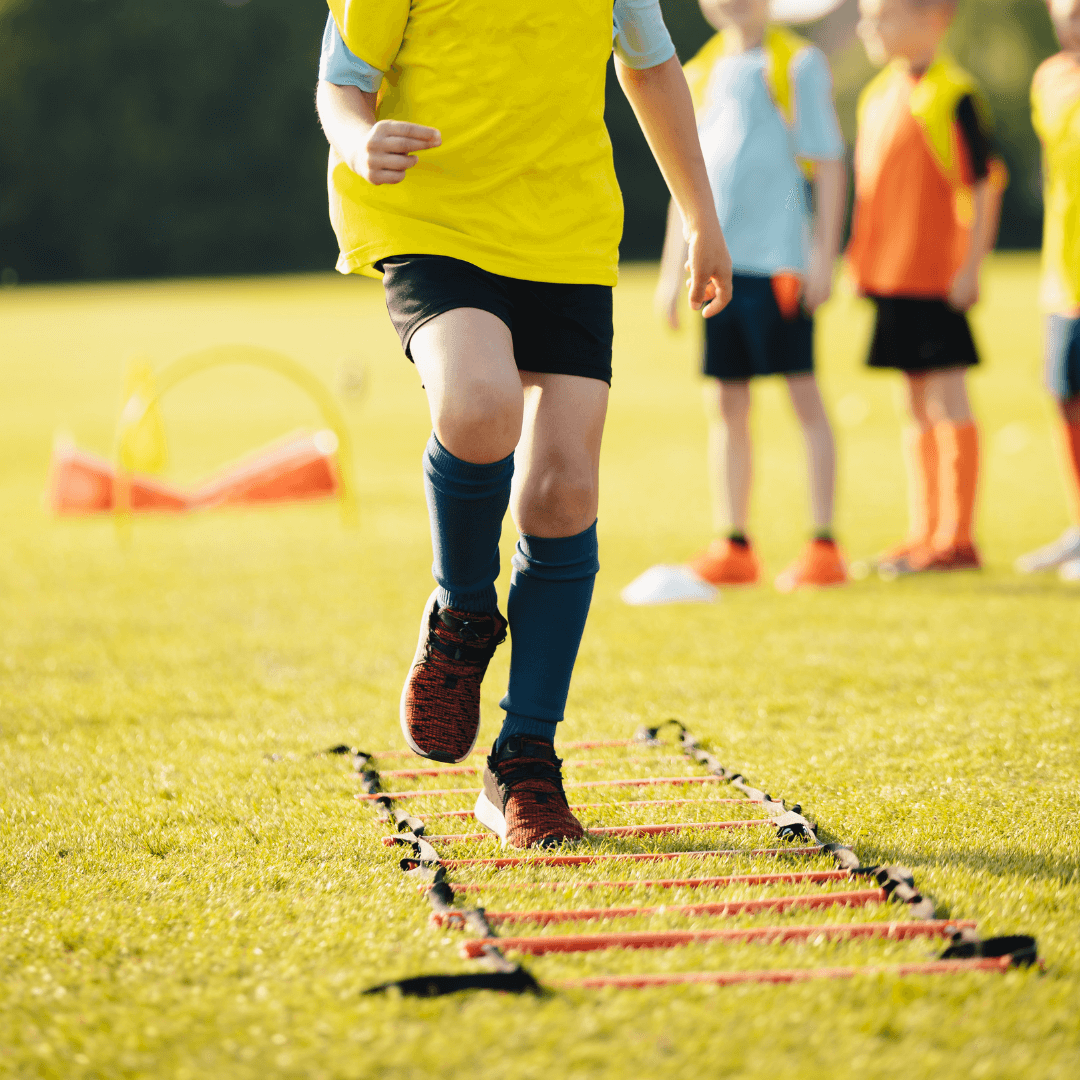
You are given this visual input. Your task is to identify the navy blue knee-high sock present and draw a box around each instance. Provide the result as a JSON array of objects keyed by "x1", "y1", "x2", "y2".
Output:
[
  {"x1": 497, "y1": 522, "x2": 599, "y2": 747},
  {"x1": 423, "y1": 434, "x2": 513, "y2": 614}
]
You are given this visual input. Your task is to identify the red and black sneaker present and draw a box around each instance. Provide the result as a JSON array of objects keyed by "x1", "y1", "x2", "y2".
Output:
[
  {"x1": 399, "y1": 590, "x2": 507, "y2": 763},
  {"x1": 474, "y1": 737, "x2": 586, "y2": 849}
]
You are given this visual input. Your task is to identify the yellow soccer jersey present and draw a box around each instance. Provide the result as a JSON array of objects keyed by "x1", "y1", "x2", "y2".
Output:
[
  {"x1": 326, "y1": 0, "x2": 622, "y2": 285},
  {"x1": 1032, "y1": 52, "x2": 1080, "y2": 313}
]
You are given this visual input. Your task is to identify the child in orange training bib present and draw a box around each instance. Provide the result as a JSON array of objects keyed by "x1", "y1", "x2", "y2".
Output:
[{"x1": 850, "y1": 0, "x2": 1005, "y2": 575}]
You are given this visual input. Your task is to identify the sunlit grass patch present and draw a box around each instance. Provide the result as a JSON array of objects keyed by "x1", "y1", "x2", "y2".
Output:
[{"x1": 1, "y1": 260, "x2": 1078, "y2": 1079}]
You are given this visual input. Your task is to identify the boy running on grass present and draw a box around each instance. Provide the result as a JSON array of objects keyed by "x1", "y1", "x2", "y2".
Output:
[
  {"x1": 655, "y1": 0, "x2": 849, "y2": 592},
  {"x1": 316, "y1": 1, "x2": 732, "y2": 848},
  {"x1": 1016, "y1": 0, "x2": 1080, "y2": 581},
  {"x1": 851, "y1": 0, "x2": 1004, "y2": 576}
]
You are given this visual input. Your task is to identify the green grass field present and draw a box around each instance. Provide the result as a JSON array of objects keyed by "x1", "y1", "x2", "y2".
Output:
[{"x1": 2, "y1": 257, "x2": 1079, "y2": 1079}]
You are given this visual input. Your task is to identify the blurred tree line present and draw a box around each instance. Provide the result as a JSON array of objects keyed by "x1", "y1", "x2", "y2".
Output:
[{"x1": 0, "y1": 0, "x2": 1061, "y2": 283}]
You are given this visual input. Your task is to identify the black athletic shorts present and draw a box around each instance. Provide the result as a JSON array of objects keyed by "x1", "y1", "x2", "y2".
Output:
[
  {"x1": 378, "y1": 254, "x2": 614, "y2": 384},
  {"x1": 866, "y1": 296, "x2": 980, "y2": 372},
  {"x1": 702, "y1": 273, "x2": 814, "y2": 381}
]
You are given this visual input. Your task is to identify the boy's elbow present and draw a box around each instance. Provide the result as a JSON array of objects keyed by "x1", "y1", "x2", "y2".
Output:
[{"x1": 616, "y1": 52, "x2": 679, "y2": 89}]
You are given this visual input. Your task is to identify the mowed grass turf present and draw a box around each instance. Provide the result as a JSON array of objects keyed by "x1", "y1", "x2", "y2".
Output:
[{"x1": 1, "y1": 257, "x2": 1078, "y2": 1079}]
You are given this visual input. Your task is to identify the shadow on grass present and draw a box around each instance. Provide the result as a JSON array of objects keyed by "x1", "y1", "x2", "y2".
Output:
[{"x1": 836, "y1": 835, "x2": 1079, "y2": 889}]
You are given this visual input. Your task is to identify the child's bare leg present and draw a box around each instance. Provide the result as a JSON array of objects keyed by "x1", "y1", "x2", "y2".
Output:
[
  {"x1": 709, "y1": 379, "x2": 752, "y2": 535},
  {"x1": 903, "y1": 372, "x2": 933, "y2": 431},
  {"x1": 412, "y1": 307, "x2": 524, "y2": 463},
  {"x1": 924, "y1": 368, "x2": 973, "y2": 425},
  {"x1": 772, "y1": 375, "x2": 847, "y2": 591},
  {"x1": 511, "y1": 373, "x2": 607, "y2": 537},
  {"x1": 400, "y1": 307, "x2": 522, "y2": 763},
  {"x1": 785, "y1": 374, "x2": 835, "y2": 532}
]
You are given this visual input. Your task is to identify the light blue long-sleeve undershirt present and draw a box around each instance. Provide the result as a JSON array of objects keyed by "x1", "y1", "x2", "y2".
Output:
[{"x1": 318, "y1": 0, "x2": 677, "y2": 91}]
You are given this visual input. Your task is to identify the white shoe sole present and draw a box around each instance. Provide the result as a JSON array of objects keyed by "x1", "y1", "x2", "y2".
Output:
[
  {"x1": 398, "y1": 588, "x2": 481, "y2": 764},
  {"x1": 1015, "y1": 530, "x2": 1080, "y2": 574},
  {"x1": 473, "y1": 789, "x2": 508, "y2": 845}
]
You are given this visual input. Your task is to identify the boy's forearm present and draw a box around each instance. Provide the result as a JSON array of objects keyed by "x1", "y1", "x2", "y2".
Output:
[
  {"x1": 316, "y1": 81, "x2": 378, "y2": 169},
  {"x1": 616, "y1": 56, "x2": 717, "y2": 238},
  {"x1": 810, "y1": 158, "x2": 847, "y2": 262}
]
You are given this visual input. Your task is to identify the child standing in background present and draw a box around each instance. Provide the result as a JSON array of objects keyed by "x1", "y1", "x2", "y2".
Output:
[
  {"x1": 851, "y1": 0, "x2": 1005, "y2": 576},
  {"x1": 655, "y1": 0, "x2": 849, "y2": 592},
  {"x1": 1015, "y1": 0, "x2": 1080, "y2": 580}
]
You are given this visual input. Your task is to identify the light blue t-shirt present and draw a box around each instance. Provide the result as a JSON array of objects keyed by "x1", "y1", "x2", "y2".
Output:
[
  {"x1": 319, "y1": 0, "x2": 677, "y2": 90},
  {"x1": 696, "y1": 45, "x2": 844, "y2": 276}
]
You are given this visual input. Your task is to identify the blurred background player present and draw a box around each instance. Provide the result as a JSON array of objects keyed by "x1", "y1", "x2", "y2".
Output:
[
  {"x1": 655, "y1": 0, "x2": 849, "y2": 593},
  {"x1": 1015, "y1": 0, "x2": 1080, "y2": 580},
  {"x1": 851, "y1": 0, "x2": 1005, "y2": 576}
]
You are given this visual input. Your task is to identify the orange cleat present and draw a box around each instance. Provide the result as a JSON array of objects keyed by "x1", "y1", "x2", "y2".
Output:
[
  {"x1": 686, "y1": 538, "x2": 760, "y2": 586},
  {"x1": 775, "y1": 538, "x2": 848, "y2": 592}
]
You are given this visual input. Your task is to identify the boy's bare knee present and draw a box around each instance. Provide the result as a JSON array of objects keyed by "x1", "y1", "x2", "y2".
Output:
[
  {"x1": 718, "y1": 381, "x2": 751, "y2": 426},
  {"x1": 434, "y1": 381, "x2": 522, "y2": 460},
  {"x1": 516, "y1": 467, "x2": 598, "y2": 537}
]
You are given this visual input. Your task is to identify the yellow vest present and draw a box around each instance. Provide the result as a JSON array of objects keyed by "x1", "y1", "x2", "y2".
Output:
[
  {"x1": 1032, "y1": 54, "x2": 1080, "y2": 313},
  {"x1": 684, "y1": 26, "x2": 814, "y2": 174},
  {"x1": 326, "y1": 0, "x2": 621, "y2": 285}
]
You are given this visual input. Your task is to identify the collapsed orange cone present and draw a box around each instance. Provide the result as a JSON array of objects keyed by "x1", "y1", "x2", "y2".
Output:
[
  {"x1": 189, "y1": 430, "x2": 340, "y2": 509},
  {"x1": 47, "y1": 430, "x2": 339, "y2": 515},
  {"x1": 48, "y1": 440, "x2": 189, "y2": 514}
]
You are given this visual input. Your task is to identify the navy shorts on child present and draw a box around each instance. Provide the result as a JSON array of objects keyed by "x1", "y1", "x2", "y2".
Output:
[
  {"x1": 702, "y1": 272, "x2": 814, "y2": 380},
  {"x1": 1044, "y1": 313, "x2": 1080, "y2": 400},
  {"x1": 866, "y1": 296, "x2": 980, "y2": 373},
  {"x1": 378, "y1": 255, "x2": 614, "y2": 384}
]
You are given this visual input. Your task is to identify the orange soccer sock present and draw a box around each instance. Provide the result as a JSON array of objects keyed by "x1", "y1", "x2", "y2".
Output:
[
  {"x1": 902, "y1": 426, "x2": 939, "y2": 548},
  {"x1": 1062, "y1": 421, "x2": 1080, "y2": 525},
  {"x1": 933, "y1": 421, "x2": 979, "y2": 550}
]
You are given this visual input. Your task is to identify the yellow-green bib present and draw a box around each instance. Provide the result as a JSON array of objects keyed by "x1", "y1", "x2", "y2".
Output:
[
  {"x1": 683, "y1": 26, "x2": 814, "y2": 176},
  {"x1": 327, "y1": 0, "x2": 621, "y2": 285}
]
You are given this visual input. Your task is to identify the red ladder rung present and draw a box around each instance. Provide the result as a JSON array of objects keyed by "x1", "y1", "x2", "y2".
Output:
[
  {"x1": 437, "y1": 845, "x2": 823, "y2": 869},
  {"x1": 378, "y1": 756, "x2": 679, "y2": 779},
  {"x1": 445, "y1": 869, "x2": 853, "y2": 894},
  {"x1": 416, "y1": 797, "x2": 749, "y2": 821},
  {"x1": 556, "y1": 954, "x2": 1011, "y2": 990},
  {"x1": 433, "y1": 887, "x2": 887, "y2": 927},
  {"x1": 364, "y1": 739, "x2": 639, "y2": 760},
  {"x1": 356, "y1": 787, "x2": 481, "y2": 802},
  {"x1": 459, "y1": 918, "x2": 976, "y2": 958},
  {"x1": 387, "y1": 820, "x2": 769, "y2": 847},
  {"x1": 355, "y1": 775, "x2": 729, "y2": 801}
]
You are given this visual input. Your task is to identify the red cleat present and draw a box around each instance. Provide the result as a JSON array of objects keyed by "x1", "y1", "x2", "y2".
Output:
[
  {"x1": 475, "y1": 738, "x2": 585, "y2": 849},
  {"x1": 400, "y1": 591, "x2": 507, "y2": 763}
]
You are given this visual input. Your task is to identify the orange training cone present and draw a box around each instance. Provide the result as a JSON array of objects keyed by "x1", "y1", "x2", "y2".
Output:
[
  {"x1": 47, "y1": 439, "x2": 189, "y2": 514},
  {"x1": 188, "y1": 429, "x2": 340, "y2": 509}
]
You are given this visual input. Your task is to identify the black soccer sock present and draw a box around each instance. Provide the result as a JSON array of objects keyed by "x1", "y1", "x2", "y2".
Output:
[
  {"x1": 497, "y1": 522, "x2": 599, "y2": 749},
  {"x1": 422, "y1": 433, "x2": 513, "y2": 614}
]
